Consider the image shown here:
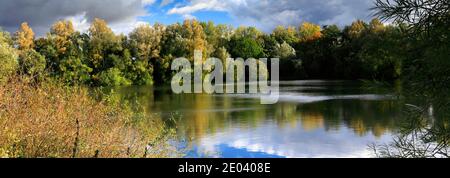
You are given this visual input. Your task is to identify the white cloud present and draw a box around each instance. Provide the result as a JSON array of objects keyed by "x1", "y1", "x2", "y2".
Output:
[
  {"x1": 194, "y1": 123, "x2": 391, "y2": 158},
  {"x1": 168, "y1": 0, "x2": 227, "y2": 15},
  {"x1": 67, "y1": 12, "x2": 149, "y2": 35},
  {"x1": 182, "y1": 14, "x2": 197, "y2": 20},
  {"x1": 160, "y1": 0, "x2": 175, "y2": 7},
  {"x1": 142, "y1": 0, "x2": 157, "y2": 6},
  {"x1": 0, "y1": 0, "x2": 152, "y2": 36},
  {"x1": 167, "y1": 0, "x2": 374, "y2": 32}
]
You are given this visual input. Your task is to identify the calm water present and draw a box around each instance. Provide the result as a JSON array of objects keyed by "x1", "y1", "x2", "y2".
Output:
[{"x1": 117, "y1": 80, "x2": 405, "y2": 158}]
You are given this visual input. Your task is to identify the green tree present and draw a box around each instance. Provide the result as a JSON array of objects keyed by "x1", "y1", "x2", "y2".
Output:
[
  {"x1": 87, "y1": 18, "x2": 131, "y2": 86},
  {"x1": 0, "y1": 31, "x2": 18, "y2": 84},
  {"x1": 97, "y1": 67, "x2": 132, "y2": 86},
  {"x1": 18, "y1": 49, "x2": 46, "y2": 80},
  {"x1": 13, "y1": 23, "x2": 47, "y2": 81},
  {"x1": 88, "y1": 18, "x2": 121, "y2": 71},
  {"x1": 36, "y1": 21, "x2": 92, "y2": 85},
  {"x1": 273, "y1": 41, "x2": 296, "y2": 60},
  {"x1": 272, "y1": 25, "x2": 298, "y2": 45},
  {"x1": 158, "y1": 23, "x2": 187, "y2": 84},
  {"x1": 229, "y1": 36, "x2": 264, "y2": 59},
  {"x1": 127, "y1": 23, "x2": 164, "y2": 85}
]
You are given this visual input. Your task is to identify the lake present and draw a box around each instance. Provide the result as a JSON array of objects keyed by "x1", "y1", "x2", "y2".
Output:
[{"x1": 116, "y1": 80, "x2": 405, "y2": 158}]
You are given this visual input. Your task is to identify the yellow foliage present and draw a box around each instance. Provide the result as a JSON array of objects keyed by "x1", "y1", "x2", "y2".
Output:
[
  {"x1": 0, "y1": 77, "x2": 177, "y2": 158},
  {"x1": 89, "y1": 18, "x2": 115, "y2": 39},
  {"x1": 299, "y1": 22, "x2": 322, "y2": 42},
  {"x1": 129, "y1": 23, "x2": 164, "y2": 60},
  {"x1": 348, "y1": 20, "x2": 367, "y2": 38},
  {"x1": 50, "y1": 20, "x2": 75, "y2": 54},
  {"x1": 14, "y1": 22, "x2": 35, "y2": 50},
  {"x1": 183, "y1": 19, "x2": 207, "y2": 60}
]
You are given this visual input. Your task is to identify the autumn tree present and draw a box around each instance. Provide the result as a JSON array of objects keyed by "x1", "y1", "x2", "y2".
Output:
[
  {"x1": 12, "y1": 23, "x2": 47, "y2": 81},
  {"x1": 183, "y1": 19, "x2": 207, "y2": 60},
  {"x1": 345, "y1": 20, "x2": 367, "y2": 39},
  {"x1": 298, "y1": 22, "x2": 322, "y2": 42},
  {"x1": 87, "y1": 18, "x2": 133, "y2": 86},
  {"x1": 88, "y1": 18, "x2": 120, "y2": 70},
  {"x1": 234, "y1": 26, "x2": 263, "y2": 40},
  {"x1": 31, "y1": 20, "x2": 92, "y2": 84},
  {"x1": 14, "y1": 22, "x2": 35, "y2": 50},
  {"x1": 212, "y1": 46, "x2": 231, "y2": 66},
  {"x1": 50, "y1": 20, "x2": 75, "y2": 55},
  {"x1": 369, "y1": 18, "x2": 385, "y2": 33},
  {"x1": 129, "y1": 23, "x2": 164, "y2": 61},
  {"x1": 157, "y1": 20, "x2": 207, "y2": 83}
]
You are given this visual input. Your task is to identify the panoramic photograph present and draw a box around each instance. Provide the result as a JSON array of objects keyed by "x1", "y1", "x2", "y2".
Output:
[{"x1": 0, "y1": 0, "x2": 448, "y2": 161}]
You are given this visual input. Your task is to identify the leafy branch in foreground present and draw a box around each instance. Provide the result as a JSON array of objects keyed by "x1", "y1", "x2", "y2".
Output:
[
  {"x1": 370, "y1": 0, "x2": 450, "y2": 158},
  {"x1": 372, "y1": 0, "x2": 450, "y2": 35},
  {"x1": 370, "y1": 104, "x2": 449, "y2": 158}
]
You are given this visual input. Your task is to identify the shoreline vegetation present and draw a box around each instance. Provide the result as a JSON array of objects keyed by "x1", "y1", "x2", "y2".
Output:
[
  {"x1": 1, "y1": 17, "x2": 409, "y2": 88},
  {"x1": 0, "y1": 0, "x2": 448, "y2": 158},
  {"x1": 0, "y1": 76, "x2": 178, "y2": 158}
]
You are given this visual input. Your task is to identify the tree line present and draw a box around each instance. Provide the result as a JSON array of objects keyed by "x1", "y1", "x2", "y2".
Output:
[{"x1": 1, "y1": 17, "x2": 410, "y2": 86}]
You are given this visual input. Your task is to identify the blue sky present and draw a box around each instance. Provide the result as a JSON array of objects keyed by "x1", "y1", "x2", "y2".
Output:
[
  {"x1": 0, "y1": 0, "x2": 375, "y2": 35},
  {"x1": 141, "y1": 1, "x2": 234, "y2": 26},
  {"x1": 141, "y1": 0, "x2": 374, "y2": 32}
]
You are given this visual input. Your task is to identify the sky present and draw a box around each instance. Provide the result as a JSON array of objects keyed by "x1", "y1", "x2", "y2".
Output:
[{"x1": 0, "y1": 0, "x2": 376, "y2": 36}]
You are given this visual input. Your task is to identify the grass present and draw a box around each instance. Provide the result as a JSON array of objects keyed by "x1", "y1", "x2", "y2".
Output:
[{"x1": 0, "y1": 76, "x2": 178, "y2": 158}]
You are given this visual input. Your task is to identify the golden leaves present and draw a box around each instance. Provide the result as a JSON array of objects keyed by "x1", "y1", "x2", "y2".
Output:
[
  {"x1": 14, "y1": 22, "x2": 35, "y2": 50},
  {"x1": 298, "y1": 22, "x2": 323, "y2": 42}
]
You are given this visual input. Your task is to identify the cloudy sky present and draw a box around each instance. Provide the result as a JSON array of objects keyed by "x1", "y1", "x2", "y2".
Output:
[{"x1": 0, "y1": 0, "x2": 375, "y2": 36}]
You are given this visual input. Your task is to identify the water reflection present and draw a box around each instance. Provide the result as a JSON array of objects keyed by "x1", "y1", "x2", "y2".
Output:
[{"x1": 115, "y1": 81, "x2": 404, "y2": 158}]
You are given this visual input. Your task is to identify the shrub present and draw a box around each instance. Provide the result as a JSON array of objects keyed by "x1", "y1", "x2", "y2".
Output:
[
  {"x1": 0, "y1": 32, "x2": 18, "y2": 84},
  {"x1": 97, "y1": 68, "x2": 132, "y2": 86},
  {"x1": 18, "y1": 49, "x2": 47, "y2": 80},
  {"x1": 0, "y1": 77, "x2": 176, "y2": 158}
]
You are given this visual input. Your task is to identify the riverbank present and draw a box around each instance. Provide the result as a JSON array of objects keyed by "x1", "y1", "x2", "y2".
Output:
[{"x1": 0, "y1": 77, "x2": 177, "y2": 158}]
